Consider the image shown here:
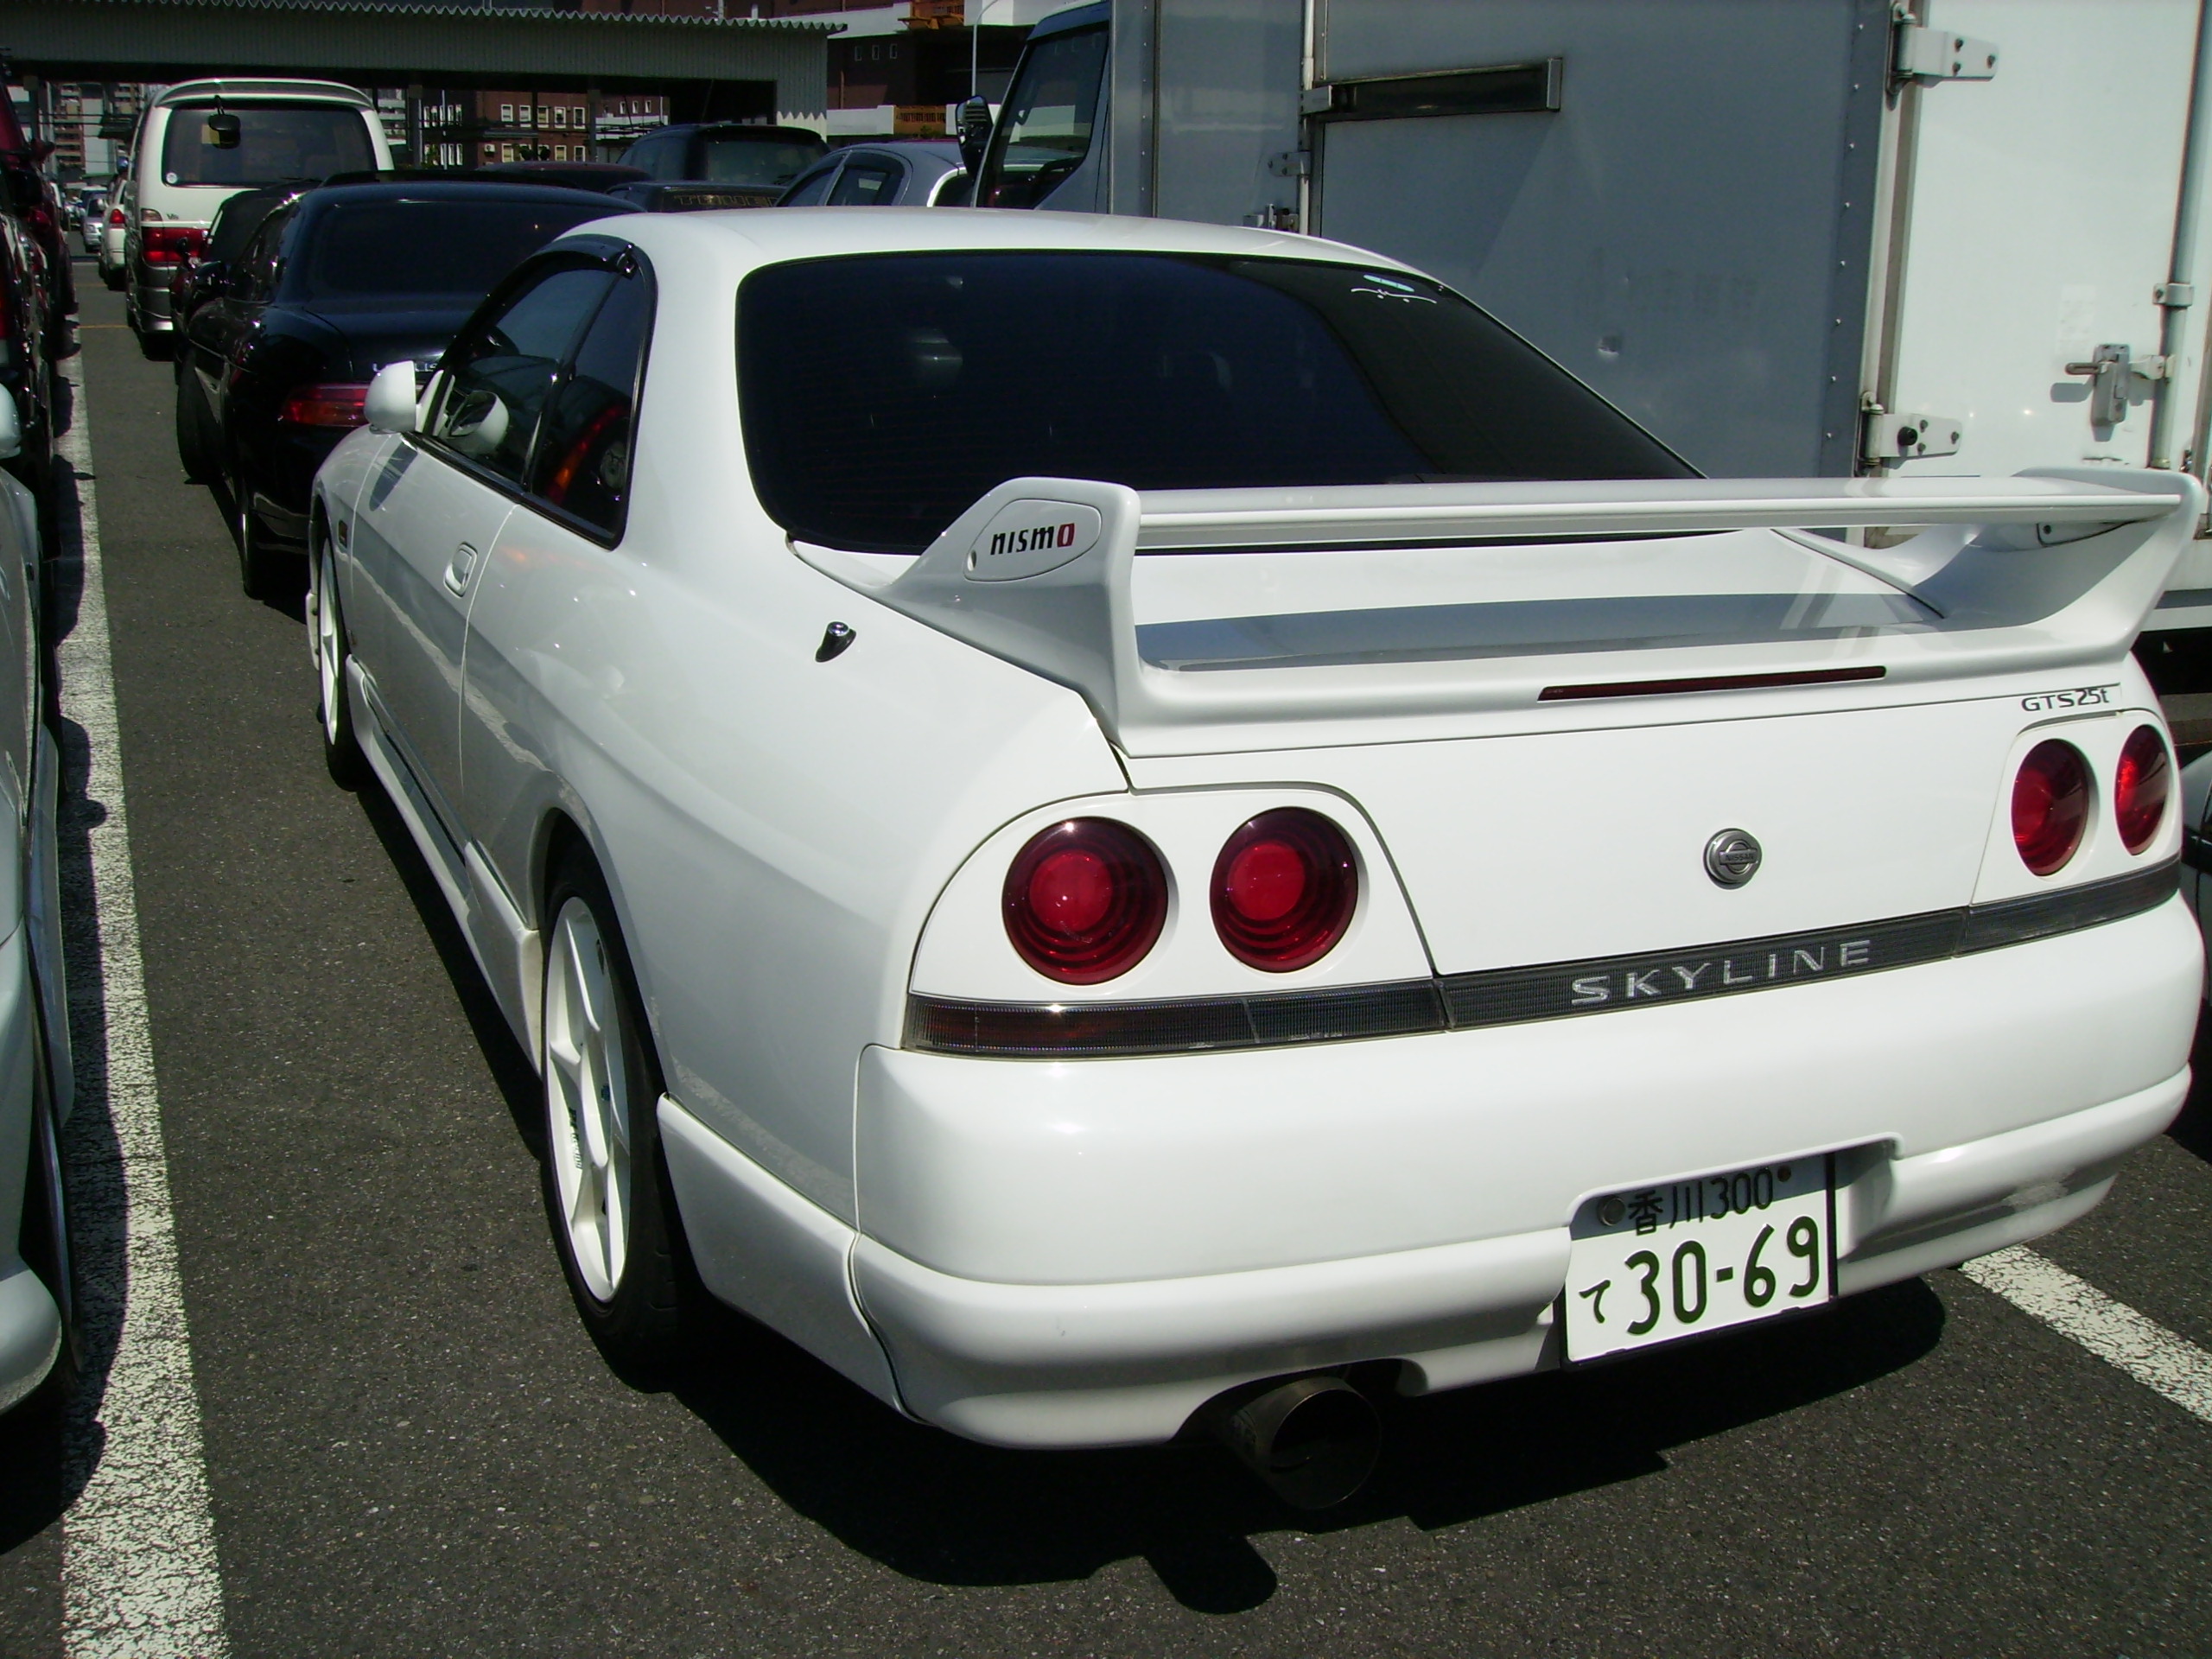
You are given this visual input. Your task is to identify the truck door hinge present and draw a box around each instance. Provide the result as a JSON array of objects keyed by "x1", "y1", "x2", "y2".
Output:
[
  {"x1": 1267, "y1": 149, "x2": 1310, "y2": 180},
  {"x1": 1893, "y1": 23, "x2": 1999, "y2": 83},
  {"x1": 1861, "y1": 408, "x2": 1964, "y2": 462}
]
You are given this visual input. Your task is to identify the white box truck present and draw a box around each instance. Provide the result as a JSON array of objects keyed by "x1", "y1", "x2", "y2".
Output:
[{"x1": 971, "y1": 0, "x2": 2212, "y2": 645}]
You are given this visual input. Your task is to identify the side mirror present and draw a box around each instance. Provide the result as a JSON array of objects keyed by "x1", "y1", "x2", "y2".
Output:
[
  {"x1": 957, "y1": 97, "x2": 993, "y2": 181},
  {"x1": 0, "y1": 391, "x2": 20, "y2": 462},
  {"x1": 207, "y1": 111, "x2": 242, "y2": 150},
  {"x1": 365, "y1": 360, "x2": 420, "y2": 435}
]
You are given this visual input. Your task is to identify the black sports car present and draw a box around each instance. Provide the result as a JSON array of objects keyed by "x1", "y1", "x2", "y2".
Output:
[{"x1": 175, "y1": 180, "x2": 637, "y2": 595}]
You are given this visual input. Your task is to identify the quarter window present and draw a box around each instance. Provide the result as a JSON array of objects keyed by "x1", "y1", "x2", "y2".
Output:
[
  {"x1": 429, "y1": 266, "x2": 615, "y2": 486},
  {"x1": 528, "y1": 267, "x2": 654, "y2": 539},
  {"x1": 828, "y1": 160, "x2": 900, "y2": 206},
  {"x1": 781, "y1": 163, "x2": 838, "y2": 206}
]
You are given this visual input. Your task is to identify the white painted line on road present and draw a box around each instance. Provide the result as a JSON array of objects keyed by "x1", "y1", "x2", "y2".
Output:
[
  {"x1": 1961, "y1": 1245, "x2": 2212, "y2": 1425},
  {"x1": 53, "y1": 353, "x2": 232, "y2": 1656}
]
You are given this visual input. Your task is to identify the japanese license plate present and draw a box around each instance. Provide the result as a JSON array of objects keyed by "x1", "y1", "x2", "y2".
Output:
[{"x1": 1562, "y1": 1156, "x2": 1834, "y2": 1363}]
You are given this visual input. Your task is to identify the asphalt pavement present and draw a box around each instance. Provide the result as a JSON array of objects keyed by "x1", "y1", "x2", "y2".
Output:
[{"x1": 3, "y1": 273, "x2": 2210, "y2": 1657}]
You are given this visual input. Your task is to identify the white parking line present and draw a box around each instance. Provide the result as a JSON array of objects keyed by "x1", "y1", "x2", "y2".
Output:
[
  {"x1": 53, "y1": 353, "x2": 231, "y2": 1656},
  {"x1": 1961, "y1": 1245, "x2": 2212, "y2": 1424}
]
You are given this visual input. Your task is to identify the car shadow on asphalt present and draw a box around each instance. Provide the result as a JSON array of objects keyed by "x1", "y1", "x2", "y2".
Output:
[
  {"x1": 207, "y1": 475, "x2": 308, "y2": 627},
  {"x1": 2165, "y1": 1004, "x2": 2212, "y2": 1165},
  {"x1": 338, "y1": 656, "x2": 1950, "y2": 1618},
  {"x1": 345, "y1": 770, "x2": 543, "y2": 1155},
  {"x1": 658, "y1": 1277, "x2": 1942, "y2": 1612},
  {"x1": 7, "y1": 446, "x2": 128, "y2": 1557}
]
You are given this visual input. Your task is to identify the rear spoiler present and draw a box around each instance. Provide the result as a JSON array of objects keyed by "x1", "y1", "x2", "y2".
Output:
[{"x1": 798, "y1": 470, "x2": 2202, "y2": 753}]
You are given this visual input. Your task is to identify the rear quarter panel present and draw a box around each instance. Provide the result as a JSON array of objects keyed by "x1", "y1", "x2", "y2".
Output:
[{"x1": 459, "y1": 228, "x2": 1125, "y2": 1221}]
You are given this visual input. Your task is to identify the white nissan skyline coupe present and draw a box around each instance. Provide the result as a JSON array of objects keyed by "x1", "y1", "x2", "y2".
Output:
[{"x1": 309, "y1": 209, "x2": 2202, "y2": 1506}]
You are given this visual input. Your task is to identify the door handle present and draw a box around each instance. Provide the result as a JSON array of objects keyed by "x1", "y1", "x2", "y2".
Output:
[{"x1": 443, "y1": 543, "x2": 479, "y2": 595}]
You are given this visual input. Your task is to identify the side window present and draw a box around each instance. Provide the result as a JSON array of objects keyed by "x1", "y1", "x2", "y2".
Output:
[
  {"x1": 527, "y1": 265, "x2": 653, "y2": 538},
  {"x1": 428, "y1": 264, "x2": 614, "y2": 486},
  {"x1": 827, "y1": 160, "x2": 900, "y2": 206},
  {"x1": 781, "y1": 161, "x2": 839, "y2": 207},
  {"x1": 235, "y1": 207, "x2": 292, "y2": 302},
  {"x1": 626, "y1": 132, "x2": 684, "y2": 181}
]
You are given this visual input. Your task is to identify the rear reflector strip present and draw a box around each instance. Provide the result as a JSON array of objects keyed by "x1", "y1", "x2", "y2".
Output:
[
  {"x1": 906, "y1": 860, "x2": 2177, "y2": 1058},
  {"x1": 1539, "y1": 665, "x2": 1886, "y2": 701}
]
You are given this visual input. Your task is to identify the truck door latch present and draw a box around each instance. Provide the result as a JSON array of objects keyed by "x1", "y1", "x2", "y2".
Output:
[{"x1": 2062, "y1": 344, "x2": 2166, "y2": 428}]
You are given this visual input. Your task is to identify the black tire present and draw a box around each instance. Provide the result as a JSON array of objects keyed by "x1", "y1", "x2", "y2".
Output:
[
  {"x1": 313, "y1": 537, "x2": 369, "y2": 789},
  {"x1": 174, "y1": 363, "x2": 219, "y2": 486},
  {"x1": 230, "y1": 465, "x2": 289, "y2": 601},
  {"x1": 99, "y1": 264, "x2": 124, "y2": 293},
  {"x1": 539, "y1": 849, "x2": 690, "y2": 1370},
  {"x1": 134, "y1": 321, "x2": 171, "y2": 363}
]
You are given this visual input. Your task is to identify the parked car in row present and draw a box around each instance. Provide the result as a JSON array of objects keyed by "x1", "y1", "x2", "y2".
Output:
[
  {"x1": 616, "y1": 122, "x2": 826, "y2": 208},
  {"x1": 165, "y1": 183, "x2": 300, "y2": 353},
  {"x1": 98, "y1": 180, "x2": 131, "y2": 291},
  {"x1": 0, "y1": 67, "x2": 70, "y2": 355},
  {"x1": 311, "y1": 208, "x2": 2202, "y2": 1508},
  {"x1": 124, "y1": 78, "x2": 393, "y2": 357},
  {"x1": 0, "y1": 212, "x2": 57, "y2": 504},
  {"x1": 176, "y1": 179, "x2": 635, "y2": 595},
  {"x1": 0, "y1": 386, "x2": 75, "y2": 1420},
  {"x1": 77, "y1": 188, "x2": 107, "y2": 253},
  {"x1": 776, "y1": 141, "x2": 968, "y2": 208}
]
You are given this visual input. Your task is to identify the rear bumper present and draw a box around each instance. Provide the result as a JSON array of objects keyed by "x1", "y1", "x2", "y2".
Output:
[
  {"x1": 843, "y1": 898, "x2": 2199, "y2": 1446},
  {"x1": 854, "y1": 1071, "x2": 2183, "y2": 1448},
  {"x1": 0, "y1": 1262, "x2": 60, "y2": 1417},
  {"x1": 130, "y1": 276, "x2": 173, "y2": 327}
]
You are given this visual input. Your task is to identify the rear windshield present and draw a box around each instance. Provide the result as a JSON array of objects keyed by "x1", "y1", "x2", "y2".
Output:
[
  {"x1": 699, "y1": 136, "x2": 823, "y2": 188},
  {"x1": 739, "y1": 252, "x2": 1693, "y2": 553},
  {"x1": 281, "y1": 199, "x2": 621, "y2": 303},
  {"x1": 159, "y1": 102, "x2": 375, "y2": 188}
]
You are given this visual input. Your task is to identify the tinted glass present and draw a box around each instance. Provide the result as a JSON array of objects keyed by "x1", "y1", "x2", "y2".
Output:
[
  {"x1": 828, "y1": 160, "x2": 900, "y2": 206},
  {"x1": 206, "y1": 189, "x2": 287, "y2": 264},
  {"x1": 529, "y1": 270, "x2": 652, "y2": 537},
  {"x1": 976, "y1": 26, "x2": 1106, "y2": 208},
  {"x1": 281, "y1": 199, "x2": 623, "y2": 304},
  {"x1": 159, "y1": 103, "x2": 375, "y2": 187},
  {"x1": 740, "y1": 252, "x2": 1692, "y2": 553},
  {"x1": 624, "y1": 132, "x2": 683, "y2": 181},
  {"x1": 698, "y1": 135, "x2": 823, "y2": 187},
  {"x1": 235, "y1": 207, "x2": 293, "y2": 302},
  {"x1": 780, "y1": 163, "x2": 837, "y2": 207},
  {"x1": 431, "y1": 266, "x2": 614, "y2": 485}
]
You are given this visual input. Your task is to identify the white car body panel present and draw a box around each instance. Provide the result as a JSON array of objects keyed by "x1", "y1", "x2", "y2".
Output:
[
  {"x1": 314, "y1": 207, "x2": 2206, "y2": 1449},
  {"x1": 0, "y1": 464, "x2": 66, "y2": 1416}
]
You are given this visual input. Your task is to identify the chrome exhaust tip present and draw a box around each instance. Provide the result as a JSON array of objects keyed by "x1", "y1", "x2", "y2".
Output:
[{"x1": 1211, "y1": 1373, "x2": 1381, "y2": 1510}]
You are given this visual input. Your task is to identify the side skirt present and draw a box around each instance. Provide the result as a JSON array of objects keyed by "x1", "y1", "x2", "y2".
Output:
[{"x1": 348, "y1": 661, "x2": 538, "y2": 1063}]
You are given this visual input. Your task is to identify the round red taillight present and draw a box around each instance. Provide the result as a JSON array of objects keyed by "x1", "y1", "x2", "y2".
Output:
[
  {"x1": 2012, "y1": 739, "x2": 2092, "y2": 876},
  {"x1": 1211, "y1": 808, "x2": 1358, "y2": 971},
  {"x1": 1002, "y1": 819, "x2": 1167, "y2": 984},
  {"x1": 2114, "y1": 724, "x2": 2171, "y2": 855}
]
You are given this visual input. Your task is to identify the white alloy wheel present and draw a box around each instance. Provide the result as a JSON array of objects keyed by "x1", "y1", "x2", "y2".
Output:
[
  {"x1": 316, "y1": 546, "x2": 344, "y2": 743},
  {"x1": 543, "y1": 896, "x2": 636, "y2": 1302},
  {"x1": 314, "y1": 543, "x2": 367, "y2": 787}
]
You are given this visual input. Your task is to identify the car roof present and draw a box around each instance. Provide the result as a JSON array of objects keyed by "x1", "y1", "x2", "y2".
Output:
[
  {"x1": 651, "y1": 123, "x2": 826, "y2": 143},
  {"x1": 831, "y1": 141, "x2": 963, "y2": 165},
  {"x1": 1030, "y1": 2, "x2": 1109, "y2": 41},
  {"x1": 597, "y1": 206, "x2": 1418, "y2": 275},
  {"x1": 153, "y1": 79, "x2": 374, "y2": 108},
  {"x1": 300, "y1": 181, "x2": 645, "y2": 211}
]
